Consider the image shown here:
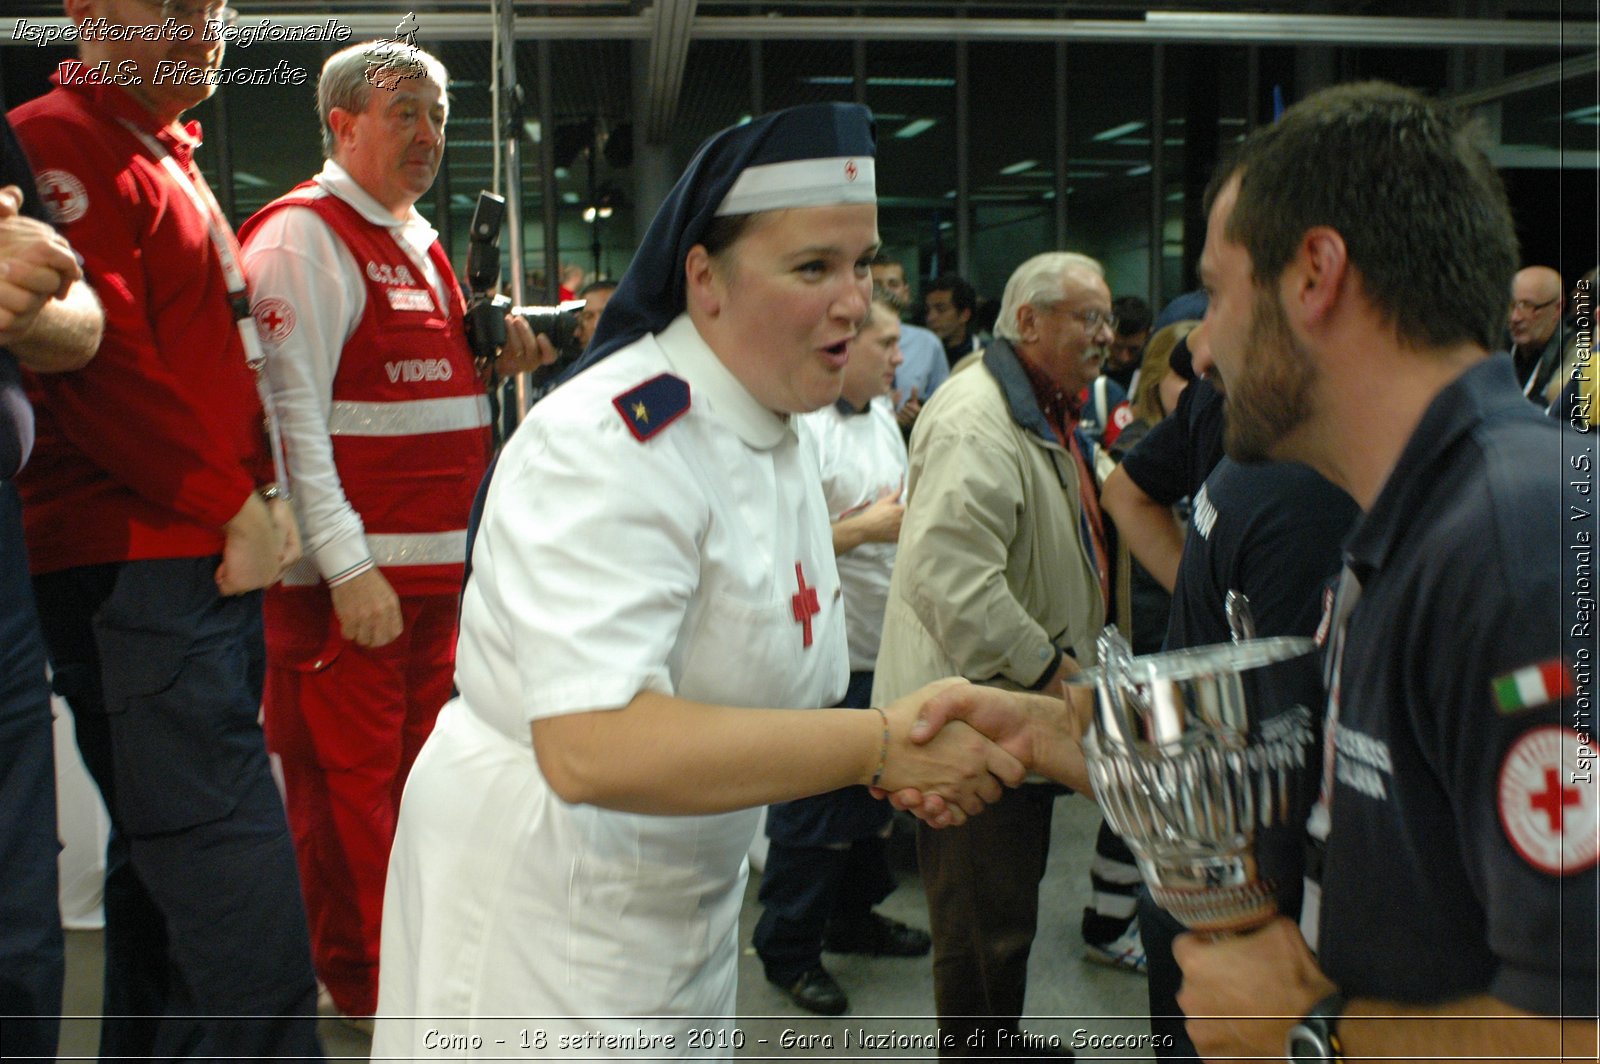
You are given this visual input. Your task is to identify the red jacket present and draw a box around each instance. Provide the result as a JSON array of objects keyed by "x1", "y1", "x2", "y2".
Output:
[{"x1": 8, "y1": 72, "x2": 270, "y2": 574}]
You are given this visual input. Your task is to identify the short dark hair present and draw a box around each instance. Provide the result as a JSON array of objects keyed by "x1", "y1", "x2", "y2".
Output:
[
  {"x1": 926, "y1": 274, "x2": 976, "y2": 314},
  {"x1": 577, "y1": 279, "x2": 617, "y2": 299},
  {"x1": 1112, "y1": 295, "x2": 1152, "y2": 337},
  {"x1": 1220, "y1": 81, "x2": 1517, "y2": 353}
]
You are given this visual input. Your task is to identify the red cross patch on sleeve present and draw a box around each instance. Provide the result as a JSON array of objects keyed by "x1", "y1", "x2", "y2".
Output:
[{"x1": 1497, "y1": 726, "x2": 1598, "y2": 875}]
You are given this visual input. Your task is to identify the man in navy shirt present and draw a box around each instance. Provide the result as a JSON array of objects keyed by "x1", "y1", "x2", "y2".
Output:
[
  {"x1": 1168, "y1": 82, "x2": 1596, "y2": 1061},
  {"x1": 895, "y1": 80, "x2": 1596, "y2": 1062},
  {"x1": 0, "y1": 112, "x2": 103, "y2": 1062}
]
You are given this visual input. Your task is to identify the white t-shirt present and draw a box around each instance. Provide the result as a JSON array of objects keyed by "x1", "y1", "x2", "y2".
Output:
[{"x1": 800, "y1": 395, "x2": 908, "y2": 671}]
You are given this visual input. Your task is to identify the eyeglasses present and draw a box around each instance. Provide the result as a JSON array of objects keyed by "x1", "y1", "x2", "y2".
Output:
[
  {"x1": 131, "y1": 0, "x2": 238, "y2": 27},
  {"x1": 1510, "y1": 297, "x2": 1558, "y2": 314},
  {"x1": 1044, "y1": 306, "x2": 1118, "y2": 333}
]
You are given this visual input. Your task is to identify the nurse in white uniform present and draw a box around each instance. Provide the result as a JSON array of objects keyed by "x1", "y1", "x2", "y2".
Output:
[{"x1": 373, "y1": 103, "x2": 1024, "y2": 1059}]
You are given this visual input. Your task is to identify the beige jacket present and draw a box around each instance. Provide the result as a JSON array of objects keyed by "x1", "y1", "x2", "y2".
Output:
[{"x1": 872, "y1": 339, "x2": 1106, "y2": 705}]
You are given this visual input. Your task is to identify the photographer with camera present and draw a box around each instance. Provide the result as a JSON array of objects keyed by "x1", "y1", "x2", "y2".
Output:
[{"x1": 237, "y1": 39, "x2": 549, "y2": 1026}]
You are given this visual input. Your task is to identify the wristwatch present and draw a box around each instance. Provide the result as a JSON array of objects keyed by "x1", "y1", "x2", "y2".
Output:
[{"x1": 1286, "y1": 991, "x2": 1346, "y2": 1063}]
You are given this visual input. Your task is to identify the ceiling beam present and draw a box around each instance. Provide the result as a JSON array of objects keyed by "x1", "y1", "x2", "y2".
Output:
[
  {"x1": 643, "y1": 0, "x2": 698, "y2": 144},
  {"x1": 3, "y1": 11, "x2": 1588, "y2": 47},
  {"x1": 1450, "y1": 51, "x2": 1600, "y2": 108}
]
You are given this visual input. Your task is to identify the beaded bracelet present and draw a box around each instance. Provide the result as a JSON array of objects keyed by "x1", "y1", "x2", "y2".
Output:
[{"x1": 869, "y1": 706, "x2": 890, "y2": 788}]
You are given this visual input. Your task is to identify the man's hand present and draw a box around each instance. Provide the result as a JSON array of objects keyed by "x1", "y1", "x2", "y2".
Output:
[
  {"x1": 330, "y1": 567, "x2": 403, "y2": 648},
  {"x1": 489, "y1": 314, "x2": 559, "y2": 378},
  {"x1": 874, "y1": 677, "x2": 1026, "y2": 826},
  {"x1": 265, "y1": 495, "x2": 302, "y2": 577},
  {"x1": 0, "y1": 185, "x2": 81, "y2": 347},
  {"x1": 894, "y1": 386, "x2": 922, "y2": 429},
  {"x1": 877, "y1": 681, "x2": 1097, "y2": 825},
  {"x1": 833, "y1": 484, "x2": 904, "y2": 554},
  {"x1": 216, "y1": 492, "x2": 281, "y2": 596},
  {"x1": 1173, "y1": 916, "x2": 1336, "y2": 1061}
]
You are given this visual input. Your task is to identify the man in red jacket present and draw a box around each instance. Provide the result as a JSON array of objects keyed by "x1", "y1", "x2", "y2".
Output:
[
  {"x1": 238, "y1": 39, "x2": 546, "y2": 1024},
  {"x1": 9, "y1": 0, "x2": 319, "y2": 1058}
]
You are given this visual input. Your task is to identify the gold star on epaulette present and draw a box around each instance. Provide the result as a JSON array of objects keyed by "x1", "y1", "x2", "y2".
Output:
[{"x1": 633, "y1": 401, "x2": 649, "y2": 423}]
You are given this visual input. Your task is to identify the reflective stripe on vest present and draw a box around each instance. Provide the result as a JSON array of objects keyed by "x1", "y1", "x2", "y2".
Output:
[{"x1": 328, "y1": 395, "x2": 490, "y2": 437}]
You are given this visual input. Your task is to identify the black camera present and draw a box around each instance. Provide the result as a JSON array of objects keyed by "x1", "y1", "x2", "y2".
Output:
[
  {"x1": 462, "y1": 191, "x2": 583, "y2": 375},
  {"x1": 465, "y1": 296, "x2": 583, "y2": 361}
]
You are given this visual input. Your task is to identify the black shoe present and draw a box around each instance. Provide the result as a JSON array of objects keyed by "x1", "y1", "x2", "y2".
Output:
[
  {"x1": 823, "y1": 911, "x2": 932, "y2": 957},
  {"x1": 773, "y1": 966, "x2": 848, "y2": 1016}
]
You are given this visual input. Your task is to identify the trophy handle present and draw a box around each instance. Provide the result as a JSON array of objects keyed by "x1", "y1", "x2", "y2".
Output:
[{"x1": 1224, "y1": 590, "x2": 1257, "y2": 643}]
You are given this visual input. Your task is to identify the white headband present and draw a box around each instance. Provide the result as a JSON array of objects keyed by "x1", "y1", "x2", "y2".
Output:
[{"x1": 715, "y1": 156, "x2": 877, "y2": 216}]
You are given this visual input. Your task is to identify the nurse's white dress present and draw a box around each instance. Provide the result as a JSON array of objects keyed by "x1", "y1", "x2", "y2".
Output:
[{"x1": 372, "y1": 314, "x2": 849, "y2": 1059}]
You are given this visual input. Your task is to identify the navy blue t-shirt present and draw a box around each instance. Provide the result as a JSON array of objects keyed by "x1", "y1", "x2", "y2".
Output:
[
  {"x1": 1318, "y1": 356, "x2": 1597, "y2": 1013},
  {"x1": 1119, "y1": 375, "x2": 1225, "y2": 507}
]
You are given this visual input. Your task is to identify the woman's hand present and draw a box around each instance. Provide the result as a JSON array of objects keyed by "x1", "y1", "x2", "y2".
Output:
[{"x1": 872, "y1": 678, "x2": 1026, "y2": 826}]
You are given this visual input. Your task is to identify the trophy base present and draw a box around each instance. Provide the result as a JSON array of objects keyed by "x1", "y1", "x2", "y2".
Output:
[{"x1": 1150, "y1": 879, "x2": 1278, "y2": 935}]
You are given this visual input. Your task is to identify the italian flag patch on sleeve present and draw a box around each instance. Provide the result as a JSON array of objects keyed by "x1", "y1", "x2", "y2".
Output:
[{"x1": 1492, "y1": 659, "x2": 1576, "y2": 715}]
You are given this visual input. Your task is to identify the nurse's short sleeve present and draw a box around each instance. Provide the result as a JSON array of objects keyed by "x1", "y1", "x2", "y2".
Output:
[{"x1": 463, "y1": 401, "x2": 707, "y2": 722}]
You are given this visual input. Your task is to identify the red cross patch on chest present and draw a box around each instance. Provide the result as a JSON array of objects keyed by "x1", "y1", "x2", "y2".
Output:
[{"x1": 791, "y1": 561, "x2": 820, "y2": 649}]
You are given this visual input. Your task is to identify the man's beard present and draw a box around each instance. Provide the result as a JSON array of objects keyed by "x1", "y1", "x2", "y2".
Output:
[{"x1": 1223, "y1": 288, "x2": 1317, "y2": 463}]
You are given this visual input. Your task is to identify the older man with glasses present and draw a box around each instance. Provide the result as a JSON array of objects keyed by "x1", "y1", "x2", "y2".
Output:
[
  {"x1": 9, "y1": 0, "x2": 322, "y2": 1058},
  {"x1": 874, "y1": 252, "x2": 1114, "y2": 1059},
  {"x1": 1508, "y1": 265, "x2": 1569, "y2": 403}
]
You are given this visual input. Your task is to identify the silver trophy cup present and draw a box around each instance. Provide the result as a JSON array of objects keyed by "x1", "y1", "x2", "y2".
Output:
[{"x1": 1073, "y1": 609, "x2": 1316, "y2": 934}]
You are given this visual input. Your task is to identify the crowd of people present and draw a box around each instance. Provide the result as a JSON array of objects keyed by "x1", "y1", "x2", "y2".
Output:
[{"x1": 0, "y1": 3, "x2": 1594, "y2": 1062}]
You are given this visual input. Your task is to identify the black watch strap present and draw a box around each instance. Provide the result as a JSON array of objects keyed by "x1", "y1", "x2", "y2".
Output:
[{"x1": 1286, "y1": 991, "x2": 1346, "y2": 1064}]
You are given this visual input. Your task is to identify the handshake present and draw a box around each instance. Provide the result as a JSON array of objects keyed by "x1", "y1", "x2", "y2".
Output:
[{"x1": 866, "y1": 678, "x2": 1094, "y2": 829}]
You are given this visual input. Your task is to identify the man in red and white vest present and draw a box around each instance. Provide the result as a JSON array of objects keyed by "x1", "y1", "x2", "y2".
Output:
[{"x1": 239, "y1": 39, "x2": 547, "y2": 1023}]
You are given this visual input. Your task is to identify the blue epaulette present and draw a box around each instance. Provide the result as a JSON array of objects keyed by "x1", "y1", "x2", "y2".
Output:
[{"x1": 612, "y1": 373, "x2": 691, "y2": 442}]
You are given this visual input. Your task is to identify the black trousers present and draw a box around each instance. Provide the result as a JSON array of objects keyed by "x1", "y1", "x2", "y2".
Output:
[
  {"x1": 34, "y1": 558, "x2": 322, "y2": 1062},
  {"x1": 0, "y1": 482, "x2": 62, "y2": 1060},
  {"x1": 753, "y1": 834, "x2": 895, "y2": 985}
]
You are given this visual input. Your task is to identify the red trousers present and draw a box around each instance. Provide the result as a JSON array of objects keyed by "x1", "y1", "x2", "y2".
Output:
[{"x1": 262, "y1": 586, "x2": 457, "y2": 1018}]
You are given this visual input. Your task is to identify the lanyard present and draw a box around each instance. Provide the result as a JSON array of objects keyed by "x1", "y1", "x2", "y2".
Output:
[
  {"x1": 1300, "y1": 563, "x2": 1361, "y2": 952},
  {"x1": 119, "y1": 119, "x2": 288, "y2": 491}
]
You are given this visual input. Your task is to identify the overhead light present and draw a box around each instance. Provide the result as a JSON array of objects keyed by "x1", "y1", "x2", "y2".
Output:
[
  {"x1": 895, "y1": 118, "x2": 937, "y2": 139},
  {"x1": 1066, "y1": 169, "x2": 1107, "y2": 179},
  {"x1": 1126, "y1": 164, "x2": 1153, "y2": 176},
  {"x1": 869, "y1": 76, "x2": 955, "y2": 88},
  {"x1": 554, "y1": 167, "x2": 570, "y2": 180},
  {"x1": 523, "y1": 120, "x2": 541, "y2": 143},
  {"x1": 802, "y1": 76, "x2": 956, "y2": 88},
  {"x1": 1566, "y1": 104, "x2": 1600, "y2": 121},
  {"x1": 562, "y1": 191, "x2": 580, "y2": 204},
  {"x1": 1093, "y1": 121, "x2": 1145, "y2": 142},
  {"x1": 233, "y1": 171, "x2": 269, "y2": 188},
  {"x1": 999, "y1": 159, "x2": 1038, "y2": 175},
  {"x1": 582, "y1": 206, "x2": 597, "y2": 222}
]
